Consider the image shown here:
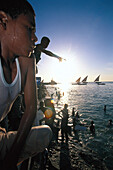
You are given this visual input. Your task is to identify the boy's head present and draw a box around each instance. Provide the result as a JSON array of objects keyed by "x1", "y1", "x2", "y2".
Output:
[
  {"x1": 109, "y1": 119, "x2": 112, "y2": 124},
  {"x1": 41, "y1": 37, "x2": 50, "y2": 48},
  {"x1": 91, "y1": 121, "x2": 94, "y2": 125},
  {"x1": 64, "y1": 104, "x2": 68, "y2": 109},
  {"x1": 0, "y1": 0, "x2": 35, "y2": 19},
  {"x1": 0, "y1": 0, "x2": 37, "y2": 58}
]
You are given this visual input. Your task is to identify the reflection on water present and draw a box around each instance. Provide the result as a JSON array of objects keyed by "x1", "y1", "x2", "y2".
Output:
[
  {"x1": 46, "y1": 82, "x2": 113, "y2": 170},
  {"x1": 57, "y1": 83, "x2": 72, "y2": 104}
]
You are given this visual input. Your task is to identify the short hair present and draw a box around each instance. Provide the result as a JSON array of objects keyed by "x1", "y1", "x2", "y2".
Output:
[
  {"x1": 0, "y1": 0, "x2": 35, "y2": 19},
  {"x1": 91, "y1": 121, "x2": 94, "y2": 124},
  {"x1": 41, "y1": 37, "x2": 50, "y2": 44}
]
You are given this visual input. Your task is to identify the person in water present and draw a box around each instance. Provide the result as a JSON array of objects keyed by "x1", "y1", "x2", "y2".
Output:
[
  {"x1": 90, "y1": 121, "x2": 95, "y2": 133},
  {"x1": 108, "y1": 119, "x2": 112, "y2": 126},
  {"x1": 0, "y1": 0, "x2": 52, "y2": 169},
  {"x1": 104, "y1": 105, "x2": 106, "y2": 112}
]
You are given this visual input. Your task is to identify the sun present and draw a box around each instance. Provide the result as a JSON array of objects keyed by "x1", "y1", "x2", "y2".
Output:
[{"x1": 50, "y1": 52, "x2": 81, "y2": 83}]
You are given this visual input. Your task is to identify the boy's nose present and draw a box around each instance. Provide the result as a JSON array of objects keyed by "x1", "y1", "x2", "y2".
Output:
[
  {"x1": 32, "y1": 34, "x2": 38, "y2": 43},
  {"x1": 34, "y1": 34, "x2": 38, "y2": 43}
]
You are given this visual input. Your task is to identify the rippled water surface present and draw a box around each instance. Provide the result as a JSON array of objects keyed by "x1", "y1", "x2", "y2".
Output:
[{"x1": 46, "y1": 82, "x2": 113, "y2": 170}]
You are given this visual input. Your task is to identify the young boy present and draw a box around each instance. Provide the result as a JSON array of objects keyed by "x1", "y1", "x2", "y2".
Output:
[
  {"x1": 34, "y1": 36, "x2": 66, "y2": 68},
  {"x1": 0, "y1": 0, "x2": 52, "y2": 169}
]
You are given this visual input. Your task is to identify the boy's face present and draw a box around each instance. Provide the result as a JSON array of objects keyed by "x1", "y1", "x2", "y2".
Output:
[
  {"x1": 3, "y1": 12, "x2": 37, "y2": 58},
  {"x1": 41, "y1": 40, "x2": 49, "y2": 49}
]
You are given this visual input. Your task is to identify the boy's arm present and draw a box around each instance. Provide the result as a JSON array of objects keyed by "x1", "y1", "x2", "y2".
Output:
[
  {"x1": 36, "y1": 45, "x2": 65, "y2": 62},
  {"x1": 43, "y1": 49, "x2": 63, "y2": 61},
  {"x1": 2, "y1": 57, "x2": 37, "y2": 169}
]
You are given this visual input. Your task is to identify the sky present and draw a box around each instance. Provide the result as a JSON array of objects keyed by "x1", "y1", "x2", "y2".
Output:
[{"x1": 28, "y1": 0, "x2": 113, "y2": 83}]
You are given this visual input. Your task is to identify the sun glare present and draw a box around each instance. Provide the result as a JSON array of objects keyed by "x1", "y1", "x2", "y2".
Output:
[
  {"x1": 38, "y1": 50, "x2": 85, "y2": 83},
  {"x1": 50, "y1": 52, "x2": 81, "y2": 84}
]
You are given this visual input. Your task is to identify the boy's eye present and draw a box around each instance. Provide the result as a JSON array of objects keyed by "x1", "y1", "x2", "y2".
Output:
[
  {"x1": 27, "y1": 26, "x2": 36, "y2": 34},
  {"x1": 27, "y1": 26, "x2": 32, "y2": 32}
]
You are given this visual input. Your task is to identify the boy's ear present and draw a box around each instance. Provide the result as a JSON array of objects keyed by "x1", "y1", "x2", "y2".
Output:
[{"x1": 0, "y1": 11, "x2": 8, "y2": 30}]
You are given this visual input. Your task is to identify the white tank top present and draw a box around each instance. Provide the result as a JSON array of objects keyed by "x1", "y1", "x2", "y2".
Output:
[{"x1": 0, "y1": 58, "x2": 21, "y2": 121}]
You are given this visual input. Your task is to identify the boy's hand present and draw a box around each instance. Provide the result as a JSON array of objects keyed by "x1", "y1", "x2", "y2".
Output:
[{"x1": 58, "y1": 57, "x2": 63, "y2": 62}]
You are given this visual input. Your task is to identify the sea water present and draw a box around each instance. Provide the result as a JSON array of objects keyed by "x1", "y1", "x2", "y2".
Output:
[{"x1": 46, "y1": 82, "x2": 113, "y2": 170}]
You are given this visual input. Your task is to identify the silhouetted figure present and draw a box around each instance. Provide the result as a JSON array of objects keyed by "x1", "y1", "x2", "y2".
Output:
[
  {"x1": 58, "y1": 92, "x2": 61, "y2": 100},
  {"x1": 72, "y1": 107, "x2": 75, "y2": 117},
  {"x1": 56, "y1": 91, "x2": 61, "y2": 105},
  {"x1": 73, "y1": 111, "x2": 80, "y2": 128},
  {"x1": 72, "y1": 108, "x2": 76, "y2": 130},
  {"x1": 90, "y1": 121, "x2": 95, "y2": 133},
  {"x1": 59, "y1": 104, "x2": 69, "y2": 143},
  {"x1": 75, "y1": 111, "x2": 79, "y2": 121},
  {"x1": 104, "y1": 105, "x2": 106, "y2": 112},
  {"x1": 34, "y1": 37, "x2": 64, "y2": 73},
  {"x1": 52, "y1": 120, "x2": 60, "y2": 143},
  {"x1": 108, "y1": 119, "x2": 112, "y2": 126}
]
